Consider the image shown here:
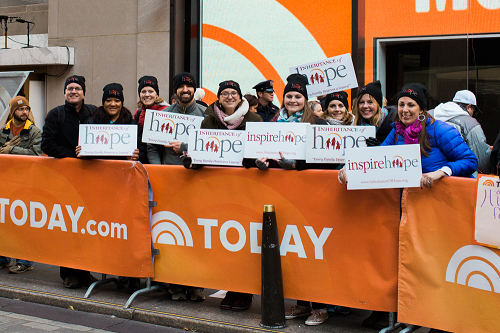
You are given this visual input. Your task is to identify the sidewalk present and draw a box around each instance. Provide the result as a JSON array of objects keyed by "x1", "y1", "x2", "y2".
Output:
[{"x1": 0, "y1": 263, "x2": 429, "y2": 333}]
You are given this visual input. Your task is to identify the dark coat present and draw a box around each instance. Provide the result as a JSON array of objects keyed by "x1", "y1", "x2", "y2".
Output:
[{"x1": 41, "y1": 101, "x2": 96, "y2": 158}]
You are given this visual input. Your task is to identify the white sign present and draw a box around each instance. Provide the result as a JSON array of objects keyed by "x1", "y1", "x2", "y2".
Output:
[
  {"x1": 188, "y1": 129, "x2": 245, "y2": 166},
  {"x1": 142, "y1": 109, "x2": 203, "y2": 145},
  {"x1": 289, "y1": 53, "x2": 358, "y2": 98},
  {"x1": 474, "y1": 176, "x2": 500, "y2": 249},
  {"x1": 306, "y1": 125, "x2": 376, "y2": 163},
  {"x1": 344, "y1": 144, "x2": 422, "y2": 190},
  {"x1": 78, "y1": 124, "x2": 137, "y2": 156},
  {"x1": 244, "y1": 122, "x2": 308, "y2": 160}
]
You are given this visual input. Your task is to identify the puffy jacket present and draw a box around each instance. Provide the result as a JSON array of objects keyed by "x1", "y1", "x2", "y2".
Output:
[
  {"x1": 381, "y1": 119, "x2": 478, "y2": 177},
  {"x1": 430, "y1": 102, "x2": 490, "y2": 174}
]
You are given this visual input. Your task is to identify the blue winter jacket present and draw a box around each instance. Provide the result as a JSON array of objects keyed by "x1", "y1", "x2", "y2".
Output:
[{"x1": 381, "y1": 119, "x2": 478, "y2": 177}]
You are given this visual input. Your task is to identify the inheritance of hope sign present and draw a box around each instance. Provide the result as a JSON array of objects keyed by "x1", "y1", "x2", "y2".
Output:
[
  {"x1": 78, "y1": 124, "x2": 137, "y2": 156},
  {"x1": 188, "y1": 129, "x2": 245, "y2": 166},
  {"x1": 142, "y1": 109, "x2": 203, "y2": 145},
  {"x1": 289, "y1": 53, "x2": 358, "y2": 98},
  {"x1": 474, "y1": 175, "x2": 500, "y2": 249},
  {"x1": 244, "y1": 122, "x2": 307, "y2": 160},
  {"x1": 344, "y1": 144, "x2": 422, "y2": 190},
  {"x1": 306, "y1": 125, "x2": 376, "y2": 163}
]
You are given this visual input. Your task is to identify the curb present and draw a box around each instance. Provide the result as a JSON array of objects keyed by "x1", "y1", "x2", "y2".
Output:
[{"x1": 0, "y1": 284, "x2": 284, "y2": 333}]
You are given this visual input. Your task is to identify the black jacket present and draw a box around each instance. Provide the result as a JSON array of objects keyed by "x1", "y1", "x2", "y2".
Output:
[{"x1": 41, "y1": 101, "x2": 96, "y2": 158}]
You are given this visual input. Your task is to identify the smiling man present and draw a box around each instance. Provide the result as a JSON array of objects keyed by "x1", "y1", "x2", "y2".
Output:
[
  {"x1": 41, "y1": 75, "x2": 98, "y2": 289},
  {"x1": 147, "y1": 72, "x2": 206, "y2": 165}
]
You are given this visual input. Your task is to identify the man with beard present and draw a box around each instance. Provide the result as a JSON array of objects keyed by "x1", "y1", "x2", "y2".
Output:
[
  {"x1": 41, "y1": 75, "x2": 98, "y2": 289},
  {"x1": 147, "y1": 72, "x2": 206, "y2": 302},
  {"x1": 148, "y1": 72, "x2": 206, "y2": 165},
  {"x1": 253, "y1": 80, "x2": 279, "y2": 122},
  {"x1": 0, "y1": 96, "x2": 41, "y2": 273}
]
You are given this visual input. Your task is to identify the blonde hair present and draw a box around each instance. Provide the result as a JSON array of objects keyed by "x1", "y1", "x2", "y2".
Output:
[{"x1": 353, "y1": 94, "x2": 383, "y2": 127}]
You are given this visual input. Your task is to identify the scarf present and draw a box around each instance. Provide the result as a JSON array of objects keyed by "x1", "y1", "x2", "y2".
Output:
[
  {"x1": 136, "y1": 104, "x2": 167, "y2": 127},
  {"x1": 325, "y1": 118, "x2": 344, "y2": 125},
  {"x1": 213, "y1": 103, "x2": 244, "y2": 130},
  {"x1": 277, "y1": 108, "x2": 303, "y2": 122},
  {"x1": 395, "y1": 120, "x2": 422, "y2": 144}
]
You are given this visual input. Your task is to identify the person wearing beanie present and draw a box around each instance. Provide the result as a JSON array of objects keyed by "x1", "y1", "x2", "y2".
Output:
[
  {"x1": 181, "y1": 79, "x2": 262, "y2": 310},
  {"x1": 147, "y1": 71, "x2": 206, "y2": 166},
  {"x1": 147, "y1": 72, "x2": 207, "y2": 302},
  {"x1": 252, "y1": 79, "x2": 279, "y2": 122},
  {"x1": 41, "y1": 75, "x2": 98, "y2": 290},
  {"x1": 0, "y1": 96, "x2": 42, "y2": 274},
  {"x1": 134, "y1": 75, "x2": 169, "y2": 164},
  {"x1": 339, "y1": 82, "x2": 477, "y2": 187},
  {"x1": 430, "y1": 89, "x2": 490, "y2": 176},
  {"x1": 353, "y1": 80, "x2": 397, "y2": 146},
  {"x1": 322, "y1": 91, "x2": 353, "y2": 125}
]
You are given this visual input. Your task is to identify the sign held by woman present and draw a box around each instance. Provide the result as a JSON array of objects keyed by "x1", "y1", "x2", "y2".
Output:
[{"x1": 344, "y1": 144, "x2": 422, "y2": 189}]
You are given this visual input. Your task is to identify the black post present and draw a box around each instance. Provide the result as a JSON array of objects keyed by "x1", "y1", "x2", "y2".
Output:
[{"x1": 260, "y1": 204, "x2": 286, "y2": 328}]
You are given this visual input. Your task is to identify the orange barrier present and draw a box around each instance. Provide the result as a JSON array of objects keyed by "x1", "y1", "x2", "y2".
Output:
[
  {"x1": 399, "y1": 177, "x2": 500, "y2": 333},
  {"x1": 146, "y1": 165, "x2": 400, "y2": 311},
  {"x1": 0, "y1": 155, "x2": 153, "y2": 278}
]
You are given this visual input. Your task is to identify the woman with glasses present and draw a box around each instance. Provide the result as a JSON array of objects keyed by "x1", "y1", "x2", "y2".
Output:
[{"x1": 182, "y1": 80, "x2": 262, "y2": 310}]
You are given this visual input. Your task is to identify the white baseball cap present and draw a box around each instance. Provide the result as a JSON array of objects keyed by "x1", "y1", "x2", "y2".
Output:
[{"x1": 453, "y1": 90, "x2": 481, "y2": 113}]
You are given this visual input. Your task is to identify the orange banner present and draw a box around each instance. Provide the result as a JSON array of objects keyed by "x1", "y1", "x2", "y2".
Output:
[
  {"x1": 0, "y1": 155, "x2": 153, "y2": 278},
  {"x1": 146, "y1": 165, "x2": 400, "y2": 311},
  {"x1": 399, "y1": 177, "x2": 500, "y2": 332}
]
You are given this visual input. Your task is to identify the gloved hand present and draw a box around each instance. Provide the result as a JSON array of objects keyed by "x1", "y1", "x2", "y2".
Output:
[
  {"x1": 0, "y1": 136, "x2": 21, "y2": 154},
  {"x1": 366, "y1": 137, "x2": 381, "y2": 147},
  {"x1": 180, "y1": 153, "x2": 193, "y2": 169},
  {"x1": 255, "y1": 158, "x2": 269, "y2": 170},
  {"x1": 277, "y1": 152, "x2": 296, "y2": 170}
]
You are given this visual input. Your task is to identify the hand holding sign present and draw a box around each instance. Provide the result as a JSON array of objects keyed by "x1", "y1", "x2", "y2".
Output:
[{"x1": 165, "y1": 141, "x2": 182, "y2": 153}]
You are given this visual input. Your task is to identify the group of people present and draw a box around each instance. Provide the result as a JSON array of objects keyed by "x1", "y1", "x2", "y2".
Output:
[{"x1": 0, "y1": 69, "x2": 494, "y2": 332}]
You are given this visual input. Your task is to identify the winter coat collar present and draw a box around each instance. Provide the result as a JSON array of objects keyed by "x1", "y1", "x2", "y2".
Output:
[{"x1": 5, "y1": 119, "x2": 32, "y2": 130}]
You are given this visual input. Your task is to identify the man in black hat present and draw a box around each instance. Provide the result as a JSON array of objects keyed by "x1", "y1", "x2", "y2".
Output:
[
  {"x1": 41, "y1": 75, "x2": 98, "y2": 289},
  {"x1": 253, "y1": 80, "x2": 279, "y2": 122}
]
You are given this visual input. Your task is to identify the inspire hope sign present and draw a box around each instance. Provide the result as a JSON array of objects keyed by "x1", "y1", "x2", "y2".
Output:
[{"x1": 344, "y1": 144, "x2": 422, "y2": 190}]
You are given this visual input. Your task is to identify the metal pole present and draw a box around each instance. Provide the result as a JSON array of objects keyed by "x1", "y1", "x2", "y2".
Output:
[{"x1": 260, "y1": 204, "x2": 286, "y2": 328}]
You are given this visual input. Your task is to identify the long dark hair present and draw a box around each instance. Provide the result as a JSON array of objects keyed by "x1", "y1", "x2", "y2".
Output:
[
  {"x1": 394, "y1": 110, "x2": 435, "y2": 157},
  {"x1": 92, "y1": 105, "x2": 134, "y2": 124}
]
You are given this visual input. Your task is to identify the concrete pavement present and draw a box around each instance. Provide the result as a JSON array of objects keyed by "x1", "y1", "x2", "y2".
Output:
[{"x1": 0, "y1": 263, "x2": 431, "y2": 333}]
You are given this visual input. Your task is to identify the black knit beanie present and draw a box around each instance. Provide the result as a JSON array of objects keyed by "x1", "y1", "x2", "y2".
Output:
[
  {"x1": 397, "y1": 83, "x2": 427, "y2": 111},
  {"x1": 358, "y1": 80, "x2": 382, "y2": 107},
  {"x1": 65, "y1": 75, "x2": 86, "y2": 95},
  {"x1": 172, "y1": 72, "x2": 196, "y2": 92},
  {"x1": 138, "y1": 75, "x2": 159, "y2": 96},
  {"x1": 217, "y1": 80, "x2": 242, "y2": 98},
  {"x1": 102, "y1": 83, "x2": 124, "y2": 105},
  {"x1": 283, "y1": 74, "x2": 308, "y2": 100},
  {"x1": 324, "y1": 91, "x2": 349, "y2": 111}
]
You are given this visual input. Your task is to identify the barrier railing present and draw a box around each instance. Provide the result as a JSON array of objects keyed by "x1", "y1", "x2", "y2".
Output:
[{"x1": 6, "y1": 155, "x2": 498, "y2": 333}]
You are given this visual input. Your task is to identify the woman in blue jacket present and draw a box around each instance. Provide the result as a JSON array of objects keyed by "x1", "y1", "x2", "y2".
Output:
[{"x1": 339, "y1": 83, "x2": 477, "y2": 187}]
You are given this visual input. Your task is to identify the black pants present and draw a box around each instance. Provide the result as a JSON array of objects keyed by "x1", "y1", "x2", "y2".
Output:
[{"x1": 60, "y1": 267, "x2": 90, "y2": 281}]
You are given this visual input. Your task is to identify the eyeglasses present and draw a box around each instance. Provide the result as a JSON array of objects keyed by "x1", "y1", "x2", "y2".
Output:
[
  {"x1": 66, "y1": 87, "x2": 82, "y2": 92},
  {"x1": 220, "y1": 92, "x2": 239, "y2": 98},
  {"x1": 16, "y1": 107, "x2": 30, "y2": 112}
]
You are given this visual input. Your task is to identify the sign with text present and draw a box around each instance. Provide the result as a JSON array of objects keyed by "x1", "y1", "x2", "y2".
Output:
[
  {"x1": 244, "y1": 122, "x2": 308, "y2": 160},
  {"x1": 289, "y1": 53, "x2": 358, "y2": 98},
  {"x1": 142, "y1": 109, "x2": 203, "y2": 145},
  {"x1": 474, "y1": 175, "x2": 500, "y2": 249},
  {"x1": 188, "y1": 129, "x2": 245, "y2": 166},
  {"x1": 306, "y1": 125, "x2": 376, "y2": 163},
  {"x1": 345, "y1": 144, "x2": 422, "y2": 190},
  {"x1": 78, "y1": 124, "x2": 137, "y2": 156}
]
